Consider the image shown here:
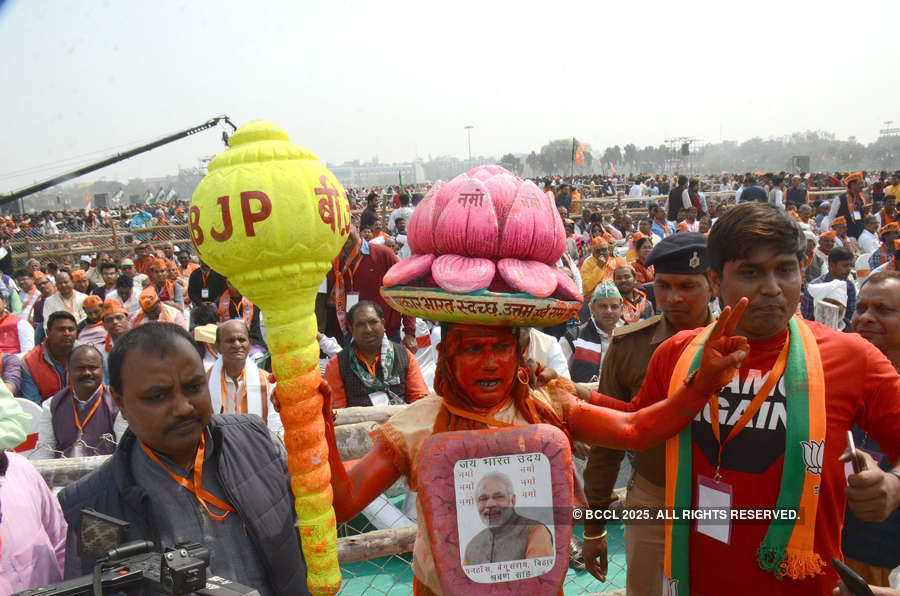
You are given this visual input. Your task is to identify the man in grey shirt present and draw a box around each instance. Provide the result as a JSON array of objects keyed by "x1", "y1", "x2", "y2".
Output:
[{"x1": 58, "y1": 323, "x2": 309, "y2": 595}]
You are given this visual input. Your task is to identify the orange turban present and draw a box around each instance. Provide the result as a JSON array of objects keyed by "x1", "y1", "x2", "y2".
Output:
[
  {"x1": 71, "y1": 269, "x2": 87, "y2": 282},
  {"x1": 819, "y1": 230, "x2": 837, "y2": 240},
  {"x1": 591, "y1": 236, "x2": 608, "y2": 249},
  {"x1": 879, "y1": 222, "x2": 899, "y2": 236},
  {"x1": 83, "y1": 295, "x2": 103, "y2": 309},
  {"x1": 101, "y1": 299, "x2": 129, "y2": 320},
  {"x1": 139, "y1": 286, "x2": 159, "y2": 311},
  {"x1": 830, "y1": 216, "x2": 847, "y2": 228},
  {"x1": 32, "y1": 270, "x2": 46, "y2": 281},
  {"x1": 843, "y1": 171, "x2": 864, "y2": 186}
]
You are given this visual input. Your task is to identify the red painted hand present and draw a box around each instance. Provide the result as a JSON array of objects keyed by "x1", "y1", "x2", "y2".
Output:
[{"x1": 693, "y1": 297, "x2": 750, "y2": 396}]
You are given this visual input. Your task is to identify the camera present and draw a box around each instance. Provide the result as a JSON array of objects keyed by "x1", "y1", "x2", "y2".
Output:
[{"x1": 13, "y1": 509, "x2": 259, "y2": 596}]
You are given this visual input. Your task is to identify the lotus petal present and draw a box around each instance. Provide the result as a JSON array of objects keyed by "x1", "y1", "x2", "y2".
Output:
[
  {"x1": 484, "y1": 173, "x2": 521, "y2": 235},
  {"x1": 552, "y1": 268, "x2": 583, "y2": 301},
  {"x1": 433, "y1": 173, "x2": 469, "y2": 222},
  {"x1": 407, "y1": 182, "x2": 440, "y2": 254},
  {"x1": 545, "y1": 194, "x2": 567, "y2": 265},
  {"x1": 382, "y1": 254, "x2": 435, "y2": 287},
  {"x1": 497, "y1": 259, "x2": 558, "y2": 298},
  {"x1": 466, "y1": 164, "x2": 511, "y2": 180},
  {"x1": 431, "y1": 254, "x2": 495, "y2": 293},
  {"x1": 433, "y1": 178, "x2": 500, "y2": 258},
  {"x1": 499, "y1": 180, "x2": 557, "y2": 261}
]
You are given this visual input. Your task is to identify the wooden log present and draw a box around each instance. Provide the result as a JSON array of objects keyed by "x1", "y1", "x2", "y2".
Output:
[
  {"x1": 334, "y1": 421, "x2": 377, "y2": 461},
  {"x1": 334, "y1": 404, "x2": 406, "y2": 426},
  {"x1": 33, "y1": 455, "x2": 111, "y2": 487},
  {"x1": 337, "y1": 525, "x2": 417, "y2": 563},
  {"x1": 32, "y1": 421, "x2": 385, "y2": 487}
]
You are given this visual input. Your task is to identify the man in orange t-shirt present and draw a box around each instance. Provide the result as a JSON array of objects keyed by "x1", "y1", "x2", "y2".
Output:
[{"x1": 579, "y1": 203, "x2": 900, "y2": 596}]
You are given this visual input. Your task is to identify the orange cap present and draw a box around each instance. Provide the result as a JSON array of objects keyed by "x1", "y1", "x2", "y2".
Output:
[
  {"x1": 101, "y1": 299, "x2": 129, "y2": 320},
  {"x1": 879, "y1": 222, "x2": 899, "y2": 236},
  {"x1": 71, "y1": 269, "x2": 87, "y2": 282},
  {"x1": 151, "y1": 258, "x2": 167, "y2": 270},
  {"x1": 591, "y1": 236, "x2": 608, "y2": 249},
  {"x1": 830, "y1": 216, "x2": 847, "y2": 228},
  {"x1": 165, "y1": 260, "x2": 177, "y2": 268},
  {"x1": 33, "y1": 270, "x2": 46, "y2": 280},
  {"x1": 83, "y1": 295, "x2": 103, "y2": 309},
  {"x1": 819, "y1": 230, "x2": 837, "y2": 240},
  {"x1": 139, "y1": 286, "x2": 159, "y2": 311},
  {"x1": 843, "y1": 171, "x2": 864, "y2": 185}
]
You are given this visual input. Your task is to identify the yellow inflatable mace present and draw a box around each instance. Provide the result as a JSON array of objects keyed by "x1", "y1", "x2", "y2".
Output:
[{"x1": 190, "y1": 120, "x2": 350, "y2": 595}]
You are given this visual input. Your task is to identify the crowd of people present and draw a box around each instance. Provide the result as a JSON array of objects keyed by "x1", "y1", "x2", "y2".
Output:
[{"x1": 1, "y1": 167, "x2": 899, "y2": 596}]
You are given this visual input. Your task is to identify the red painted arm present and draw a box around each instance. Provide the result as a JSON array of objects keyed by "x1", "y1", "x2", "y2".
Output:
[
  {"x1": 321, "y1": 381, "x2": 403, "y2": 522},
  {"x1": 567, "y1": 298, "x2": 750, "y2": 451},
  {"x1": 567, "y1": 383, "x2": 710, "y2": 450}
]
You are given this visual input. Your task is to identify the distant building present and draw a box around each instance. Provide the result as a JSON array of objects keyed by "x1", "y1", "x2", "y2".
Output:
[{"x1": 329, "y1": 162, "x2": 425, "y2": 187}]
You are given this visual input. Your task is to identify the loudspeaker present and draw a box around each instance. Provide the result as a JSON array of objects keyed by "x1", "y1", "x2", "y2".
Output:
[
  {"x1": 93, "y1": 193, "x2": 108, "y2": 209},
  {"x1": 680, "y1": 143, "x2": 690, "y2": 156}
]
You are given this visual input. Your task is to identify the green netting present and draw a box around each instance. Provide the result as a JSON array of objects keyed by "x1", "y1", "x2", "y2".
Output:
[{"x1": 336, "y1": 516, "x2": 627, "y2": 595}]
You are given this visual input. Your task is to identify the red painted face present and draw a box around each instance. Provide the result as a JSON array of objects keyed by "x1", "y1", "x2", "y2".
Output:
[{"x1": 445, "y1": 325, "x2": 519, "y2": 410}]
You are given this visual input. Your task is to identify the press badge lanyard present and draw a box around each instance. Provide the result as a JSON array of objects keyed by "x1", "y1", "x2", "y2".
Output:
[
  {"x1": 707, "y1": 336, "x2": 790, "y2": 481},
  {"x1": 141, "y1": 433, "x2": 234, "y2": 520},
  {"x1": 72, "y1": 385, "x2": 104, "y2": 438}
]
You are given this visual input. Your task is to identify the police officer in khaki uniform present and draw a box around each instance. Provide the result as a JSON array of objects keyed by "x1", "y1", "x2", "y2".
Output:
[{"x1": 581, "y1": 233, "x2": 715, "y2": 594}]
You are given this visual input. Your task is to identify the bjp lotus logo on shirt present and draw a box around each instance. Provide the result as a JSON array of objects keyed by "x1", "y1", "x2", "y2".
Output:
[{"x1": 800, "y1": 439, "x2": 824, "y2": 475}]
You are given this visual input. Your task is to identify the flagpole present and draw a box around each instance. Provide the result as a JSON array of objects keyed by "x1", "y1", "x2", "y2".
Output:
[{"x1": 570, "y1": 137, "x2": 576, "y2": 178}]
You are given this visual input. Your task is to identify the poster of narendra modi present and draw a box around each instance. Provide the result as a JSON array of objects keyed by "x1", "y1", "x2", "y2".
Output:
[{"x1": 455, "y1": 453, "x2": 556, "y2": 583}]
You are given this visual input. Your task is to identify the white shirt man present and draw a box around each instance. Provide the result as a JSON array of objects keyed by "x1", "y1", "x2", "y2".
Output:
[
  {"x1": 206, "y1": 320, "x2": 281, "y2": 434},
  {"x1": 857, "y1": 218, "x2": 881, "y2": 255},
  {"x1": 42, "y1": 272, "x2": 87, "y2": 329},
  {"x1": 388, "y1": 206, "x2": 414, "y2": 233}
]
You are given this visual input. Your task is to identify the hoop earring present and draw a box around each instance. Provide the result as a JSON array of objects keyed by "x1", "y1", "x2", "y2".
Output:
[{"x1": 517, "y1": 366, "x2": 529, "y2": 385}]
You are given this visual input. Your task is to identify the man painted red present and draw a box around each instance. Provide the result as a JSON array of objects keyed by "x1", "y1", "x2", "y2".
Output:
[{"x1": 324, "y1": 307, "x2": 750, "y2": 595}]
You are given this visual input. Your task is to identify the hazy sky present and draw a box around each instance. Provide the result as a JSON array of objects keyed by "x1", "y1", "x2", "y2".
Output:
[{"x1": 1, "y1": 0, "x2": 897, "y2": 191}]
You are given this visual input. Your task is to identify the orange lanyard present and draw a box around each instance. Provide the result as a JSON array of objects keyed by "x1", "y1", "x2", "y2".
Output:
[
  {"x1": 72, "y1": 385, "x2": 104, "y2": 433},
  {"x1": 708, "y1": 335, "x2": 790, "y2": 480},
  {"x1": 59, "y1": 293, "x2": 76, "y2": 313},
  {"x1": 141, "y1": 433, "x2": 234, "y2": 521},
  {"x1": 219, "y1": 368, "x2": 246, "y2": 414},
  {"x1": 200, "y1": 270, "x2": 210, "y2": 287},
  {"x1": 355, "y1": 348, "x2": 379, "y2": 377}
]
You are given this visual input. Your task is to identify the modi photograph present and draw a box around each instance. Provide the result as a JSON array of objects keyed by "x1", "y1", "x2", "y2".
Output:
[{"x1": 455, "y1": 454, "x2": 556, "y2": 583}]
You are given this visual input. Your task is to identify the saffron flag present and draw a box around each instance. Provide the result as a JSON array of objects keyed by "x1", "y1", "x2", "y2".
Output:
[{"x1": 575, "y1": 141, "x2": 586, "y2": 165}]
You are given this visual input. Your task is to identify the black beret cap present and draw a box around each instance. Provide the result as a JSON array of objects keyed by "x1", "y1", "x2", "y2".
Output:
[{"x1": 644, "y1": 232, "x2": 708, "y2": 274}]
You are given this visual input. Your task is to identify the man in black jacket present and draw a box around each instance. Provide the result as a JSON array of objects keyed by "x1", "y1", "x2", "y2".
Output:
[
  {"x1": 57, "y1": 323, "x2": 310, "y2": 596},
  {"x1": 187, "y1": 260, "x2": 228, "y2": 305}
]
